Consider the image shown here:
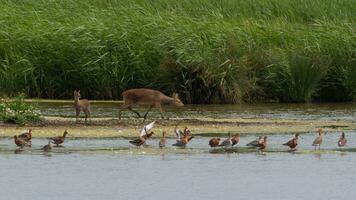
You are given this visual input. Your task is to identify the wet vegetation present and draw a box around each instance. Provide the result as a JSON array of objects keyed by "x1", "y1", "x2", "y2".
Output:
[
  {"x1": 0, "y1": 94, "x2": 42, "y2": 124},
  {"x1": 0, "y1": 0, "x2": 355, "y2": 103}
]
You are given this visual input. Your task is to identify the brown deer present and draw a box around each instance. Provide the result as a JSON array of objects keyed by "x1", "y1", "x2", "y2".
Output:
[
  {"x1": 74, "y1": 90, "x2": 91, "y2": 123},
  {"x1": 118, "y1": 88, "x2": 184, "y2": 120}
]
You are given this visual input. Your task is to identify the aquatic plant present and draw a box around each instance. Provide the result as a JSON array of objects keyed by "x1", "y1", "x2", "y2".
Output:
[{"x1": 0, "y1": 94, "x2": 42, "y2": 124}]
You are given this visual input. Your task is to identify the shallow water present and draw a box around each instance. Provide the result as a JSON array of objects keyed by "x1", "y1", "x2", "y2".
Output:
[
  {"x1": 1, "y1": 132, "x2": 356, "y2": 199},
  {"x1": 35, "y1": 102, "x2": 356, "y2": 121}
]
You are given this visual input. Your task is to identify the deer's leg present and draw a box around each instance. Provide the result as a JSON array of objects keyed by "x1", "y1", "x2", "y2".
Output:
[
  {"x1": 75, "y1": 108, "x2": 80, "y2": 123},
  {"x1": 84, "y1": 109, "x2": 90, "y2": 124},
  {"x1": 143, "y1": 105, "x2": 154, "y2": 120},
  {"x1": 155, "y1": 103, "x2": 165, "y2": 119},
  {"x1": 119, "y1": 104, "x2": 141, "y2": 119},
  {"x1": 128, "y1": 107, "x2": 141, "y2": 118}
]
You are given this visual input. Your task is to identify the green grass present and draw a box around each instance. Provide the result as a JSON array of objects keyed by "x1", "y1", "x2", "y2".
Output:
[
  {"x1": 0, "y1": 94, "x2": 42, "y2": 124},
  {"x1": 0, "y1": 0, "x2": 355, "y2": 103}
]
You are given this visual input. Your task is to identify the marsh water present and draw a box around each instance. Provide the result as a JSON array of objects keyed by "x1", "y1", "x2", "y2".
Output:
[
  {"x1": 36, "y1": 101, "x2": 356, "y2": 121},
  {"x1": 1, "y1": 102, "x2": 356, "y2": 199}
]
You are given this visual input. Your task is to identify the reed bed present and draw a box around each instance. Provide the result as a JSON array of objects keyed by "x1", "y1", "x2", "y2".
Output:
[{"x1": 0, "y1": 0, "x2": 355, "y2": 103}]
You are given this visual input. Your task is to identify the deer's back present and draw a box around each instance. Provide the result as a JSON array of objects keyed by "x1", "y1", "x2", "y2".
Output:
[{"x1": 122, "y1": 88, "x2": 166, "y2": 105}]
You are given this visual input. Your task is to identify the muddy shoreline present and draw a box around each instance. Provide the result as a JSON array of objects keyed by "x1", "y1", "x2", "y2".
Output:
[{"x1": 1, "y1": 116, "x2": 355, "y2": 138}]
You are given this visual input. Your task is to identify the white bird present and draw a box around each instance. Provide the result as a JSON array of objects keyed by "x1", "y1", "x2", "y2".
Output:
[
  {"x1": 140, "y1": 121, "x2": 155, "y2": 137},
  {"x1": 175, "y1": 126, "x2": 183, "y2": 140}
]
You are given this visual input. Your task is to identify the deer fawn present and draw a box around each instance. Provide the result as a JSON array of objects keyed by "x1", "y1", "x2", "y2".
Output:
[
  {"x1": 74, "y1": 90, "x2": 91, "y2": 123},
  {"x1": 118, "y1": 88, "x2": 184, "y2": 120}
]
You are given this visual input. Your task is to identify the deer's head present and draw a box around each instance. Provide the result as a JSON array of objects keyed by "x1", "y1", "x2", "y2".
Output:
[
  {"x1": 172, "y1": 93, "x2": 184, "y2": 107},
  {"x1": 74, "y1": 90, "x2": 81, "y2": 99}
]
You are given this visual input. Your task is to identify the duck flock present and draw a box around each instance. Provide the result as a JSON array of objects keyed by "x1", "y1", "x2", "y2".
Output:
[{"x1": 11, "y1": 121, "x2": 348, "y2": 153}]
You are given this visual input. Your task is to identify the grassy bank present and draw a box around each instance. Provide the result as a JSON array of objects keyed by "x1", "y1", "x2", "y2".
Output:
[{"x1": 0, "y1": 0, "x2": 355, "y2": 103}]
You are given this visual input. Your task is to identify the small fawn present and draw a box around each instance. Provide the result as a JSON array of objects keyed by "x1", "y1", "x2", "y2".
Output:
[
  {"x1": 119, "y1": 88, "x2": 184, "y2": 120},
  {"x1": 74, "y1": 90, "x2": 91, "y2": 123}
]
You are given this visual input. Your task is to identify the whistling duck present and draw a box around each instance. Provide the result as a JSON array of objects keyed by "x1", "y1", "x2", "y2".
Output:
[
  {"x1": 312, "y1": 129, "x2": 323, "y2": 150},
  {"x1": 159, "y1": 131, "x2": 167, "y2": 148},
  {"x1": 173, "y1": 135, "x2": 194, "y2": 147},
  {"x1": 246, "y1": 136, "x2": 263, "y2": 147},
  {"x1": 42, "y1": 141, "x2": 52, "y2": 151},
  {"x1": 256, "y1": 136, "x2": 268, "y2": 150},
  {"x1": 283, "y1": 133, "x2": 300, "y2": 150},
  {"x1": 338, "y1": 132, "x2": 347, "y2": 147},
  {"x1": 209, "y1": 137, "x2": 221, "y2": 147},
  {"x1": 14, "y1": 135, "x2": 31, "y2": 147},
  {"x1": 18, "y1": 128, "x2": 32, "y2": 142},
  {"x1": 49, "y1": 130, "x2": 68, "y2": 146}
]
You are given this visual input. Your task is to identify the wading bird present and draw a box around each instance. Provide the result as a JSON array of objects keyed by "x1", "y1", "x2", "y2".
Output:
[
  {"x1": 42, "y1": 141, "x2": 52, "y2": 152},
  {"x1": 246, "y1": 136, "x2": 263, "y2": 147},
  {"x1": 312, "y1": 129, "x2": 323, "y2": 150},
  {"x1": 18, "y1": 128, "x2": 32, "y2": 142},
  {"x1": 256, "y1": 136, "x2": 268, "y2": 151},
  {"x1": 14, "y1": 135, "x2": 31, "y2": 147},
  {"x1": 129, "y1": 121, "x2": 155, "y2": 147},
  {"x1": 159, "y1": 131, "x2": 167, "y2": 148},
  {"x1": 338, "y1": 132, "x2": 347, "y2": 147},
  {"x1": 49, "y1": 130, "x2": 69, "y2": 147},
  {"x1": 209, "y1": 137, "x2": 220, "y2": 147},
  {"x1": 283, "y1": 133, "x2": 300, "y2": 150}
]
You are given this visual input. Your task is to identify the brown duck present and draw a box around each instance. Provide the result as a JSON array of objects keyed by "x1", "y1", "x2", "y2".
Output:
[
  {"x1": 256, "y1": 136, "x2": 268, "y2": 150},
  {"x1": 231, "y1": 134, "x2": 240, "y2": 146},
  {"x1": 173, "y1": 135, "x2": 194, "y2": 147},
  {"x1": 129, "y1": 137, "x2": 146, "y2": 147},
  {"x1": 283, "y1": 133, "x2": 300, "y2": 150},
  {"x1": 209, "y1": 137, "x2": 221, "y2": 147},
  {"x1": 338, "y1": 132, "x2": 347, "y2": 147},
  {"x1": 18, "y1": 128, "x2": 32, "y2": 142},
  {"x1": 218, "y1": 133, "x2": 240, "y2": 147},
  {"x1": 14, "y1": 135, "x2": 31, "y2": 147},
  {"x1": 312, "y1": 129, "x2": 323, "y2": 150},
  {"x1": 42, "y1": 141, "x2": 52, "y2": 151},
  {"x1": 142, "y1": 131, "x2": 154, "y2": 140},
  {"x1": 49, "y1": 130, "x2": 68, "y2": 146},
  {"x1": 246, "y1": 136, "x2": 263, "y2": 147},
  {"x1": 130, "y1": 131, "x2": 154, "y2": 146},
  {"x1": 159, "y1": 131, "x2": 167, "y2": 148}
]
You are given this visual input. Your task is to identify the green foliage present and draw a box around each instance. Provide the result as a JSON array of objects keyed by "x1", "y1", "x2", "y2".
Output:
[
  {"x1": 0, "y1": 94, "x2": 42, "y2": 124},
  {"x1": 0, "y1": 0, "x2": 355, "y2": 103}
]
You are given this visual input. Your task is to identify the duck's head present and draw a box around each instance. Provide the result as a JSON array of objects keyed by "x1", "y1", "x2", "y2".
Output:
[
  {"x1": 64, "y1": 130, "x2": 69, "y2": 136},
  {"x1": 318, "y1": 129, "x2": 323, "y2": 136},
  {"x1": 295, "y1": 133, "x2": 300, "y2": 138},
  {"x1": 341, "y1": 132, "x2": 345, "y2": 138}
]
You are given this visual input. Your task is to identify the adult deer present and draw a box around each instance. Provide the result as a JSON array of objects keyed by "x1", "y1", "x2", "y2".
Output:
[
  {"x1": 118, "y1": 88, "x2": 184, "y2": 120},
  {"x1": 74, "y1": 90, "x2": 91, "y2": 123}
]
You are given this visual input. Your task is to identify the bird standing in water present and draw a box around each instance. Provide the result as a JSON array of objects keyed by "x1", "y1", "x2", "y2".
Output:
[
  {"x1": 283, "y1": 133, "x2": 300, "y2": 150},
  {"x1": 159, "y1": 131, "x2": 167, "y2": 148},
  {"x1": 338, "y1": 132, "x2": 347, "y2": 147},
  {"x1": 312, "y1": 129, "x2": 323, "y2": 150},
  {"x1": 246, "y1": 136, "x2": 263, "y2": 147},
  {"x1": 209, "y1": 137, "x2": 220, "y2": 147}
]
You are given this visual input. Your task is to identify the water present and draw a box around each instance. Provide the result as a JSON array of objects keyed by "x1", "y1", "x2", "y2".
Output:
[
  {"x1": 35, "y1": 102, "x2": 356, "y2": 121},
  {"x1": 1, "y1": 132, "x2": 356, "y2": 199},
  {"x1": 2, "y1": 102, "x2": 356, "y2": 199}
]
